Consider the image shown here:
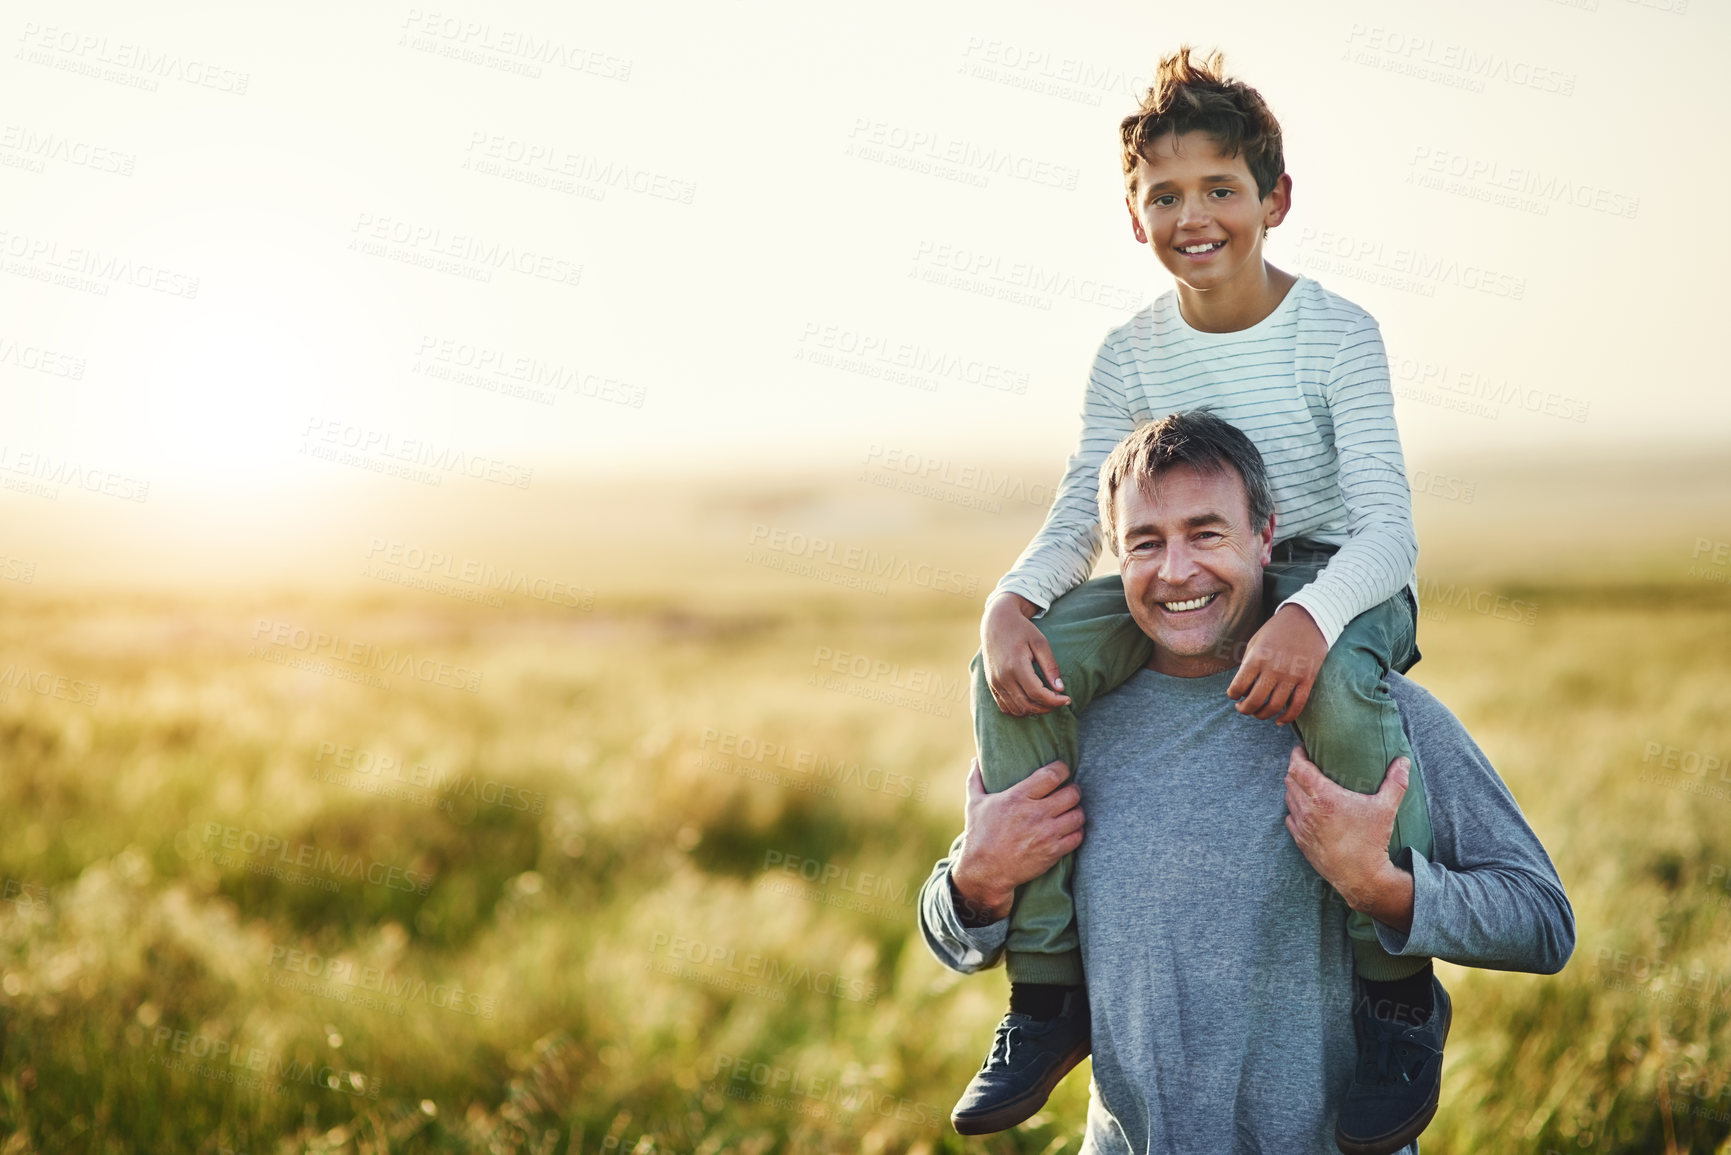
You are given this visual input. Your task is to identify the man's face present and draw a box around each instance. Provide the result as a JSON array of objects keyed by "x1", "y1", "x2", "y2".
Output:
[
  {"x1": 1114, "y1": 462, "x2": 1274, "y2": 676},
  {"x1": 1124, "y1": 130, "x2": 1291, "y2": 296}
]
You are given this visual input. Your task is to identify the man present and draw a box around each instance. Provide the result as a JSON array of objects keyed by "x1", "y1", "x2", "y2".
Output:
[{"x1": 919, "y1": 411, "x2": 1574, "y2": 1153}]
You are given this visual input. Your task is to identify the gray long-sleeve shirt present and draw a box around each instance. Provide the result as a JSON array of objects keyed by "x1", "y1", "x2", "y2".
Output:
[{"x1": 919, "y1": 670, "x2": 1573, "y2": 1154}]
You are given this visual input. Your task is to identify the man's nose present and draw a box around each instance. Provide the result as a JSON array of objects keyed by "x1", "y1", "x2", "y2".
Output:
[{"x1": 1157, "y1": 541, "x2": 1199, "y2": 585}]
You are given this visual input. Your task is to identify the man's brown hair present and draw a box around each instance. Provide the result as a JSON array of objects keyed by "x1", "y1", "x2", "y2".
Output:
[
  {"x1": 1120, "y1": 47, "x2": 1285, "y2": 204},
  {"x1": 1098, "y1": 410, "x2": 1275, "y2": 556}
]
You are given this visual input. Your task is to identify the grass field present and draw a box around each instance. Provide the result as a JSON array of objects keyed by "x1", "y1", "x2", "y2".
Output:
[{"x1": 1, "y1": 459, "x2": 1729, "y2": 1153}]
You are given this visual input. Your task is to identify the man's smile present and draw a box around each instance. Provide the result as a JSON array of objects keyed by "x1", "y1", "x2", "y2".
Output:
[{"x1": 1158, "y1": 592, "x2": 1220, "y2": 613}]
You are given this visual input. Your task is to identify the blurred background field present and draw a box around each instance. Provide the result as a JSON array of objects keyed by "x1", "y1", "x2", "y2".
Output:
[
  {"x1": 0, "y1": 453, "x2": 1727, "y2": 1154},
  {"x1": 5, "y1": 0, "x2": 1726, "y2": 1147}
]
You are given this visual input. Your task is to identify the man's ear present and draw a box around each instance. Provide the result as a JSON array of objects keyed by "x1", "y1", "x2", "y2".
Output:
[{"x1": 1258, "y1": 514, "x2": 1276, "y2": 565}]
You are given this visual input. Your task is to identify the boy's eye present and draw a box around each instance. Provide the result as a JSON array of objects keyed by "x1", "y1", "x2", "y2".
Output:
[
  {"x1": 1209, "y1": 188, "x2": 1233, "y2": 199},
  {"x1": 1152, "y1": 195, "x2": 1177, "y2": 209}
]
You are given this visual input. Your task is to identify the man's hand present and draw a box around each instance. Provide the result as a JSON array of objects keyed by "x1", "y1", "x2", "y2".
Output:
[
  {"x1": 1227, "y1": 604, "x2": 1327, "y2": 724},
  {"x1": 950, "y1": 758, "x2": 1085, "y2": 924},
  {"x1": 982, "y1": 592, "x2": 1071, "y2": 717},
  {"x1": 1283, "y1": 747, "x2": 1415, "y2": 934}
]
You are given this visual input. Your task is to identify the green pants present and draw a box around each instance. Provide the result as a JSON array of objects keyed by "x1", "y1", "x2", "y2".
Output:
[{"x1": 973, "y1": 542, "x2": 1433, "y2": 985}]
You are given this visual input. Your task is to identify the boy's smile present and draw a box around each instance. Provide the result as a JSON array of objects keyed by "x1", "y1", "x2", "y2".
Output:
[{"x1": 1125, "y1": 130, "x2": 1294, "y2": 331}]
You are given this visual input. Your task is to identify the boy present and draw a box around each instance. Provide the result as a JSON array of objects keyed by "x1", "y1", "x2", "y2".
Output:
[{"x1": 948, "y1": 48, "x2": 1446, "y2": 1155}]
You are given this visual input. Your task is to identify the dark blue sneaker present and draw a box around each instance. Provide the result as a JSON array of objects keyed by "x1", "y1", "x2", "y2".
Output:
[
  {"x1": 951, "y1": 986, "x2": 1091, "y2": 1135},
  {"x1": 1335, "y1": 975, "x2": 1452, "y2": 1155}
]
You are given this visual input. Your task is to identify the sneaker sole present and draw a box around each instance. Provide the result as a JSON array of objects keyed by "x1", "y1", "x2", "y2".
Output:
[
  {"x1": 1334, "y1": 987, "x2": 1453, "y2": 1155},
  {"x1": 951, "y1": 1036, "x2": 1091, "y2": 1136}
]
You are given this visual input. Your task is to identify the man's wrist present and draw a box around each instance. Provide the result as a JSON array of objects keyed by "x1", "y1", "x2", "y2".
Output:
[
  {"x1": 948, "y1": 863, "x2": 1012, "y2": 927},
  {"x1": 1349, "y1": 860, "x2": 1415, "y2": 934}
]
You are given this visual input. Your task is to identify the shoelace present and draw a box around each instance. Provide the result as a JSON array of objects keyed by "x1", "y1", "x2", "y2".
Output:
[
  {"x1": 983, "y1": 1015, "x2": 1033, "y2": 1071},
  {"x1": 1358, "y1": 1020, "x2": 1431, "y2": 1086}
]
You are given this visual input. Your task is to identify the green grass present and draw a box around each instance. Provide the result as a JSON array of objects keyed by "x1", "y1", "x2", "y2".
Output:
[{"x1": 0, "y1": 579, "x2": 1726, "y2": 1153}]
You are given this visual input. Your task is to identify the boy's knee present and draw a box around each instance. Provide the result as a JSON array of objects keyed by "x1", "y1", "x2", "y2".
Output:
[
  {"x1": 1309, "y1": 643, "x2": 1391, "y2": 708},
  {"x1": 968, "y1": 650, "x2": 997, "y2": 717},
  {"x1": 1301, "y1": 657, "x2": 1359, "y2": 722},
  {"x1": 1299, "y1": 662, "x2": 1401, "y2": 794}
]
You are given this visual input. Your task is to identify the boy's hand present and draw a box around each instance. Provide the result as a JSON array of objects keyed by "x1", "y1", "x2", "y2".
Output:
[
  {"x1": 982, "y1": 592, "x2": 1071, "y2": 717},
  {"x1": 1227, "y1": 604, "x2": 1327, "y2": 724}
]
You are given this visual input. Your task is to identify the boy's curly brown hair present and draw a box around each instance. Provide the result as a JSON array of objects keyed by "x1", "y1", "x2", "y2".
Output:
[{"x1": 1120, "y1": 47, "x2": 1285, "y2": 204}]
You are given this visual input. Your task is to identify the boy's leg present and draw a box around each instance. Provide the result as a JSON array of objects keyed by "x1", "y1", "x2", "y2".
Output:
[
  {"x1": 1265, "y1": 556, "x2": 1448, "y2": 1155},
  {"x1": 952, "y1": 574, "x2": 1149, "y2": 1135},
  {"x1": 970, "y1": 574, "x2": 1154, "y2": 986},
  {"x1": 1262, "y1": 560, "x2": 1431, "y2": 981}
]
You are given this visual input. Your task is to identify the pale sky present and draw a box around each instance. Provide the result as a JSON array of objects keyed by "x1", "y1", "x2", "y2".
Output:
[{"x1": 0, "y1": 0, "x2": 1722, "y2": 507}]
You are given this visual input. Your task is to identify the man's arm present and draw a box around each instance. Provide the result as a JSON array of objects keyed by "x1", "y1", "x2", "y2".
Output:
[
  {"x1": 918, "y1": 760, "x2": 1087, "y2": 975},
  {"x1": 1282, "y1": 749, "x2": 1416, "y2": 934},
  {"x1": 1287, "y1": 675, "x2": 1575, "y2": 974},
  {"x1": 1278, "y1": 317, "x2": 1419, "y2": 649},
  {"x1": 1377, "y1": 677, "x2": 1575, "y2": 972},
  {"x1": 919, "y1": 833, "x2": 1011, "y2": 976}
]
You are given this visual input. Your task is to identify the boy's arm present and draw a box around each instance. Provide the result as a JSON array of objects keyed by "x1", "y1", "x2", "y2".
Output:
[
  {"x1": 993, "y1": 332, "x2": 1138, "y2": 614},
  {"x1": 1278, "y1": 318, "x2": 1418, "y2": 649}
]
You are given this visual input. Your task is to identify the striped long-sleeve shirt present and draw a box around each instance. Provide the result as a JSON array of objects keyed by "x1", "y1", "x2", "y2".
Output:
[{"x1": 996, "y1": 276, "x2": 1418, "y2": 649}]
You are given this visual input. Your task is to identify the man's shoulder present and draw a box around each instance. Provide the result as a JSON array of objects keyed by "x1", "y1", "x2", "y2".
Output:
[
  {"x1": 1387, "y1": 671, "x2": 1450, "y2": 724},
  {"x1": 1386, "y1": 670, "x2": 1431, "y2": 705},
  {"x1": 1387, "y1": 672, "x2": 1484, "y2": 771}
]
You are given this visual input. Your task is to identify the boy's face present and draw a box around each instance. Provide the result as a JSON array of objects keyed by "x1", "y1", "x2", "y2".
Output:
[
  {"x1": 1114, "y1": 462, "x2": 1275, "y2": 676},
  {"x1": 1124, "y1": 130, "x2": 1291, "y2": 296}
]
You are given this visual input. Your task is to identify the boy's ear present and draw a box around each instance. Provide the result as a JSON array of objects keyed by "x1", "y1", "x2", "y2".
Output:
[
  {"x1": 1126, "y1": 196, "x2": 1149, "y2": 245},
  {"x1": 1262, "y1": 173, "x2": 1293, "y2": 231}
]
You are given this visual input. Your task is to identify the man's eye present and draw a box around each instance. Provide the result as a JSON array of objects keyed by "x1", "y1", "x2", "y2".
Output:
[{"x1": 1195, "y1": 531, "x2": 1223, "y2": 543}]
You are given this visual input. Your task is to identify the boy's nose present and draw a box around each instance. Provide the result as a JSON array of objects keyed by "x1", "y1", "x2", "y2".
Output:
[{"x1": 1175, "y1": 196, "x2": 1212, "y2": 228}]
